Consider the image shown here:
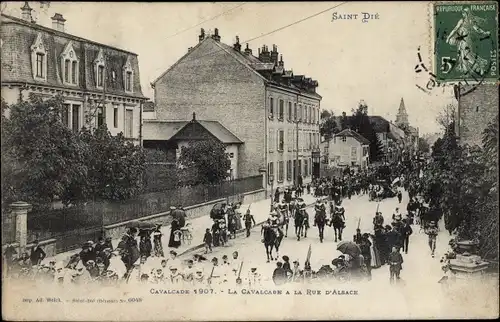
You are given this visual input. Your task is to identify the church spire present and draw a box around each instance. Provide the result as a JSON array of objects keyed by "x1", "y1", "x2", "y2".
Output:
[{"x1": 395, "y1": 97, "x2": 409, "y2": 127}]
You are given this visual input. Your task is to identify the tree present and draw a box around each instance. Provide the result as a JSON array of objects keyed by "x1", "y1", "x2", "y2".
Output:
[
  {"x1": 319, "y1": 109, "x2": 339, "y2": 141},
  {"x1": 417, "y1": 137, "x2": 430, "y2": 154},
  {"x1": 1, "y1": 95, "x2": 87, "y2": 210},
  {"x1": 340, "y1": 112, "x2": 350, "y2": 130},
  {"x1": 350, "y1": 101, "x2": 384, "y2": 161},
  {"x1": 2, "y1": 94, "x2": 147, "y2": 210},
  {"x1": 436, "y1": 103, "x2": 457, "y2": 131},
  {"x1": 177, "y1": 139, "x2": 231, "y2": 186},
  {"x1": 70, "y1": 125, "x2": 145, "y2": 203}
]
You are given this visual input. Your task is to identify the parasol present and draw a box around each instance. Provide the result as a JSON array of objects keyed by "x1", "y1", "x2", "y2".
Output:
[{"x1": 336, "y1": 241, "x2": 361, "y2": 257}]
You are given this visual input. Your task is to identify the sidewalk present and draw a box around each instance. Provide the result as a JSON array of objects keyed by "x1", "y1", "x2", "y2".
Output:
[{"x1": 47, "y1": 192, "x2": 318, "y2": 264}]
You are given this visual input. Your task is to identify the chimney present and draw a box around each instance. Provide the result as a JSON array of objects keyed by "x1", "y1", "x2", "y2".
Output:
[
  {"x1": 199, "y1": 28, "x2": 205, "y2": 42},
  {"x1": 20, "y1": 2, "x2": 33, "y2": 22},
  {"x1": 51, "y1": 13, "x2": 66, "y2": 32},
  {"x1": 212, "y1": 28, "x2": 221, "y2": 42},
  {"x1": 259, "y1": 45, "x2": 271, "y2": 63},
  {"x1": 192, "y1": 112, "x2": 196, "y2": 121},
  {"x1": 188, "y1": 47, "x2": 193, "y2": 53},
  {"x1": 244, "y1": 43, "x2": 252, "y2": 55},
  {"x1": 233, "y1": 36, "x2": 241, "y2": 52},
  {"x1": 270, "y1": 44, "x2": 279, "y2": 64},
  {"x1": 278, "y1": 54, "x2": 284, "y2": 67}
]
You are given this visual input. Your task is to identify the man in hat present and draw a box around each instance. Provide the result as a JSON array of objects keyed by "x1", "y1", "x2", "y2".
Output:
[
  {"x1": 425, "y1": 221, "x2": 439, "y2": 258},
  {"x1": 373, "y1": 212, "x2": 384, "y2": 230},
  {"x1": 183, "y1": 259, "x2": 195, "y2": 285},
  {"x1": 30, "y1": 240, "x2": 46, "y2": 266},
  {"x1": 193, "y1": 268, "x2": 206, "y2": 285},
  {"x1": 243, "y1": 208, "x2": 256, "y2": 237},
  {"x1": 248, "y1": 267, "x2": 261, "y2": 287},
  {"x1": 79, "y1": 241, "x2": 97, "y2": 266},
  {"x1": 168, "y1": 265, "x2": 183, "y2": 284}
]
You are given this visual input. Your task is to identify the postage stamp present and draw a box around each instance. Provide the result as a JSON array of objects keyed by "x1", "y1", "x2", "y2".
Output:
[{"x1": 433, "y1": 1, "x2": 498, "y2": 83}]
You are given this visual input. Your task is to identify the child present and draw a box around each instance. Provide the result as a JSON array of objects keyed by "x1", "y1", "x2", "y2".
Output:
[
  {"x1": 203, "y1": 228, "x2": 213, "y2": 254},
  {"x1": 181, "y1": 222, "x2": 193, "y2": 245}
]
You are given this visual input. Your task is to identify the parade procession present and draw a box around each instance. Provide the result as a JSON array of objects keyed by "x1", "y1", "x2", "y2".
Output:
[
  {"x1": 1, "y1": 2, "x2": 498, "y2": 321},
  {"x1": 3, "y1": 159, "x2": 457, "y2": 289}
]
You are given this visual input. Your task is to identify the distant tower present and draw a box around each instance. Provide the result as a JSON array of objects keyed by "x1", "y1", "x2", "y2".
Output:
[{"x1": 395, "y1": 97, "x2": 409, "y2": 128}]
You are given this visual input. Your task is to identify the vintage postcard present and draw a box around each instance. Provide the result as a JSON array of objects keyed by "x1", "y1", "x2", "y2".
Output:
[{"x1": 1, "y1": 1, "x2": 499, "y2": 321}]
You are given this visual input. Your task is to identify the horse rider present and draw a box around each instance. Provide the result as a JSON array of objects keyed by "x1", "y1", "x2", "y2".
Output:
[
  {"x1": 279, "y1": 199, "x2": 290, "y2": 237},
  {"x1": 314, "y1": 199, "x2": 327, "y2": 243}
]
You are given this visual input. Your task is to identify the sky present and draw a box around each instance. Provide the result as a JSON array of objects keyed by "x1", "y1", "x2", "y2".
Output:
[{"x1": 2, "y1": 1, "x2": 456, "y2": 134}]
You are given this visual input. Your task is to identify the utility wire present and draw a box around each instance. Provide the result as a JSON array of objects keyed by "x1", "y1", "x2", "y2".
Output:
[
  {"x1": 173, "y1": 2, "x2": 347, "y2": 67},
  {"x1": 165, "y1": 3, "x2": 247, "y2": 40}
]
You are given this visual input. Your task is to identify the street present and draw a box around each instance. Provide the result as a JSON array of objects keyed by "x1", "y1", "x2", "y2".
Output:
[{"x1": 182, "y1": 191, "x2": 451, "y2": 288}]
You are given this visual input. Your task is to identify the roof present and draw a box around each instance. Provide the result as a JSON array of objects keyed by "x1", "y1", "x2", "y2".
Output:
[
  {"x1": 152, "y1": 37, "x2": 321, "y2": 99},
  {"x1": 1, "y1": 14, "x2": 146, "y2": 99},
  {"x1": 143, "y1": 121, "x2": 188, "y2": 140},
  {"x1": 197, "y1": 120, "x2": 243, "y2": 144},
  {"x1": 1, "y1": 13, "x2": 138, "y2": 55},
  {"x1": 143, "y1": 119, "x2": 243, "y2": 144},
  {"x1": 368, "y1": 116, "x2": 391, "y2": 133},
  {"x1": 334, "y1": 129, "x2": 371, "y2": 145}
]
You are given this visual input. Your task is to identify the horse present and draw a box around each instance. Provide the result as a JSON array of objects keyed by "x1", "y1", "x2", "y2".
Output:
[
  {"x1": 314, "y1": 207, "x2": 327, "y2": 243},
  {"x1": 294, "y1": 208, "x2": 309, "y2": 241},
  {"x1": 330, "y1": 209, "x2": 345, "y2": 243},
  {"x1": 261, "y1": 225, "x2": 284, "y2": 262}
]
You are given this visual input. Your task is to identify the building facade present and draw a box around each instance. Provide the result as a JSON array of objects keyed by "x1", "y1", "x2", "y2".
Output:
[
  {"x1": 1, "y1": 4, "x2": 146, "y2": 143},
  {"x1": 395, "y1": 97, "x2": 419, "y2": 153},
  {"x1": 142, "y1": 114, "x2": 243, "y2": 179},
  {"x1": 325, "y1": 129, "x2": 370, "y2": 170},
  {"x1": 456, "y1": 83, "x2": 499, "y2": 147},
  {"x1": 151, "y1": 29, "x2": 321, "y2": 192}
]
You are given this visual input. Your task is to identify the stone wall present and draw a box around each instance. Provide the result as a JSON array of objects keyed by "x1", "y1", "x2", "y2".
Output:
[{"x1": 458, "y1": 83, "x2": 499, "y2": 147}]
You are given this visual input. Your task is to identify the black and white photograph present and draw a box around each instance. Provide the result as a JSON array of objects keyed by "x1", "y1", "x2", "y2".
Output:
[{"x1": 1, "y1": 1, "x2": 498, "y2": 320}]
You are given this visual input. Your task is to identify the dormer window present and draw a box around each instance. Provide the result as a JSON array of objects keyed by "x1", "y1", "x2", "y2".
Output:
[
  {"x1": 31, "y1": 33, "x2": 47, "y2": 81},
  {"x1": 94, "y1": 49, "x2": 105, "y2": 89},
  {"x1": 123, "y1": 56, "x2": 134, "y2": 93},
  {"x1": 61, "y1": 41, "x2": 79, "y2": 86}
]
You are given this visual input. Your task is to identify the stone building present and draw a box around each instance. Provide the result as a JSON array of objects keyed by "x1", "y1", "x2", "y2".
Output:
[
  {"x1": 325, "y1": 129, "x2": 370, "y2": 170},
  {"x1": 394, "y1": 97, "x2": 419, "y2": 153},
  {"x1": 1, "y1": 3, "x2": 147, "y2": 143},
  {"x1": 456, "y1": 83, "x2": 499, "y2": 147},
  {"x1": 150, "y1": 28, "x2": 322, "y2": 191}
]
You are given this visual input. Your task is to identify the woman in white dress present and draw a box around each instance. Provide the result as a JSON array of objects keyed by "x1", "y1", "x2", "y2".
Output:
[{"x1": 369, "y1": 234, "x2": 381, "y2": 269}]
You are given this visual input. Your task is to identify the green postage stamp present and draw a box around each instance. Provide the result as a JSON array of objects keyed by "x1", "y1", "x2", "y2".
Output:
[{"x1": 434, "y1": 1, "x2": 498, "y2": 83}]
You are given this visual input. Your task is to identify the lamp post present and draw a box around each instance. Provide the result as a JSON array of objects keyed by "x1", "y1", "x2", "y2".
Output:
[{"x1": 269, "y1": 174, "x2": 275, "y2": 211}]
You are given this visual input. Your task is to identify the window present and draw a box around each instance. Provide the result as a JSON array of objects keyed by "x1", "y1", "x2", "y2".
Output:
[
  {"x1": 309, "y1": 106, "x2": 312, "y2": 123},
  {"x1": 341, "y1": 136, "x2": 347, "y2": 142},
  {"x1": 125, "y1": 71, "x2": 132, "y2": 91},
  {"x1": 62, "y1": 104, "x2": 70, "y2": 127},
  {"x1": 64, "y1": 59, "x2": 70, "y2": 83},
  {"x1": 351, "y1": 147, "x2": 357, "y2": 159},
  {"x1": 268, "y1": 129, "x2": 274, "y2": 152},
  {"x1": 476, "y1": 106, "x2": 479, "y2": 112},
  {"x1": 278, "y1": 161, "x2": 284, "y2": 182},
  {"x1": 94, "y1": 49, "x2": 105, "y2": 88},
  {"x1": 304, "y1": 159, "x2": 308, "y2": 177},
  {"x1": 97, "y1": 65, "x2": 104, "y2": 87},
  {"x1": 72, "y1": 104, "x2": 80, "y2": 133},
  {"x1": 298, "y1": 160, "x2": 302, "y2": 176},
  {"x1": 288, "y1": 102, "x2": 292, "y2": 122},
  {"x1": 31, "y1": 33, "x2": 48, "y2": 81},
  {"x1": 363, "y1": 146, "x2": 368, "y2": 156},
  {"x1": 269, "y1": 97, "x2": 274, "y2": 118},
  {"x1": 309, "y1": 158, "x2": 312, "y2": 176},
  {"x1": 304, "y1": 106, "x2": 307, "y2": 123},
  {"x1": 309, "y1": 133, "x2": 312, "y2": 150},
  {"x1": 229, "y1": 152, "x2": 234, "y2": 158},
  {"x1": 294, "y1": 103, "x2": 297, "y2": 121},
  {"x1": 71, "y1": 61, "x2": 77, "y2": 84},
  {"x1": 111, "y1": 70, "x2": 117, "y2": 82},
  {"x1": 125, "y1": 109, "x2": 133, "y2": 138},
  {"x1": 268, "y1": 162, "x2": 274, "y2": 183},
  {"x1": 287, "y1": 129, "x2": 292, "y2": 152},
  {"x1": 277, "y1": 129, "x2": 284, "y2": 151},
  {"x1": 123, "y1": 56, "x2": 134, "y2": 93},
  {"x1": 278, "y1": 100, "x2": 284, "y2": 120},
  {"x1": 299, "y1": 105, "x2": 302, "y2": 121},
  {"x1": 287, "y1": 160, "x2": 292, "y2": 181},
  {"x1": 61, "y1": 41, "x2": 79, "y2": 86},
  {"x1": 293, "y1": 160, "x2": 297, "y2": 180},
  {"x1": 97, "y1": 107, "x2": 105, "y2": 127},
  {"x1": 113, "y1": 106, "x2": 119, "y2": 128},
  {"x1": 36, "y1": 53, "x2": 44, "y2": 78}
]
